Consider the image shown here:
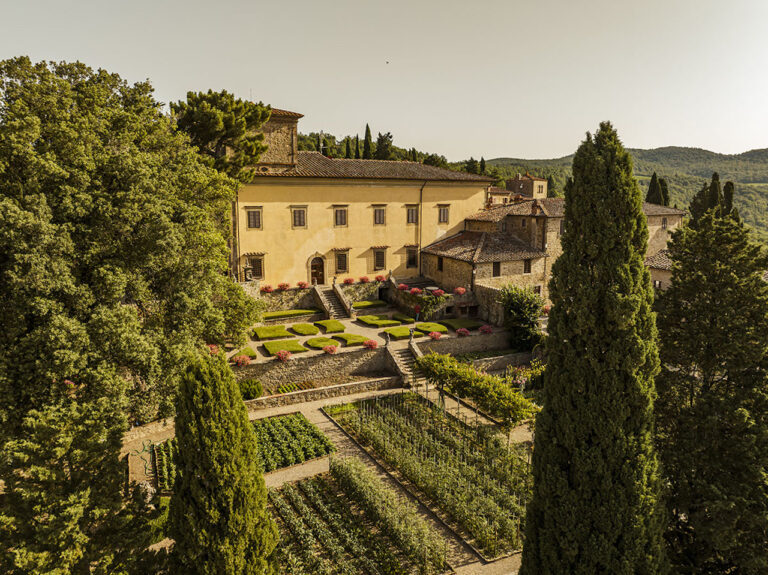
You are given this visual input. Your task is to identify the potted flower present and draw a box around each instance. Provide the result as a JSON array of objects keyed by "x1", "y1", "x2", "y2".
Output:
[
  {"x1": 232, "y1": 355, "x2": 251, "y2": 367},
  {"x1": 397, "y1": 283, "x2": 409, "y2": 291},
  {"x1": 479, "y1": 325, "x2": 493, "y2": 334},
  {"x1": 278, "y1": 282, "x2": 290, "y2": 291},
  {"x1": 260, "y1": 284, "x2": 273, "y2": 293},
  {"x1": 323, "y1": 345, "x2": 337, "y2": 355},
  {"x1": 375, "y1": 275, "x2": 386, "y2": 282},
  {"x1": 297, "y1": 281, "x2": 309, "y2": 289},
  {"x1": 363, "y1": 339, "x2": 378, "y2": 350},
  {"x1": 432, "y1": 289, "x2": 445, "y2": 297},
  {"x1": 343, "y1": 277, "x2": 355, "y2": 285},
  {"x1": 456, "y1": 328, "x2": 470, "y2": 337},
  {"x1": 359, "y1": 276, "x2": 370, "y2": 283},
  {"x1": 409, "y1": 287, "x2": 422, "y2": 295},
  {"x1": 428, "y1": 331, "x2": 441, "y2": 340},
  {"x1": 453, "y1": 286, "x2": 466, "y2": 295},
  {"x1": 275, "y1": 350, "x2": 292, "y2": 362}
]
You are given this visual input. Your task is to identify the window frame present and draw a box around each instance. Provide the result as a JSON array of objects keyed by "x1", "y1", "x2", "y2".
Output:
[
  {"x1": 373, "y1": 249, "x2": 386, "y2": 271},
  {"x1": 406, "y1": 205, "x2": 419, "y2": 224},
  {"x1": 246, "y1": 207, "x2": 262, "y2": 230},
  {"x1": 492, "y1": 261, "x2": 501, "y2": 277},
  {"x1": 291, "y1": 206, "x2": 308, "y2": 229},
  {"x1": 248, "y1": 256, "x2": 264, "y2": 280},
  {"x1": 437, "y1": 256, "x2": 444, "y2": 272},
  {"x1": 373, "y1": 205, "x2": 386, "y2": 226},
  {"x1": 335, "y1": 251, "x2": 349, "y2": 273},
  {"x1": 438, "y1": 204, "x2": 450, "y2": 224},
  {"x1": 334, "y1": 206, "x2": 348, "y2": 228},
  {"x1": 523, "y1": 259, "x2": 532, "y2": 274}
]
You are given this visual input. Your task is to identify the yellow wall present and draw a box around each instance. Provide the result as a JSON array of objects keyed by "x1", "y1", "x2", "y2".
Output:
[{"x1": 236, "y1": 178, "x2": 488, "y2": 285}]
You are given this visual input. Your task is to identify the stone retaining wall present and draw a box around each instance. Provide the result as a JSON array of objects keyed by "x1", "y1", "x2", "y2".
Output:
[
  {"x1": 340, "y1": 281, "x2": 384, "y2": 302},
  {"x1": 258, "y1": 287, "x2": 318, "y2": 313},
  {"x1": 234, "y1": 347, "x2": 392, "y2": 388},
  {"x1": 416, "y1": 330, "x2": 510, "y2": 355},
  {"x1": 245, "y1": 376, "x2": 400, "y2": 411},
  {"x1": 473, "y1": 283, "x2": 505, "y2": 326},
  {"x1": 473, "y1": 352, "x2": 532, "y2": 372}
]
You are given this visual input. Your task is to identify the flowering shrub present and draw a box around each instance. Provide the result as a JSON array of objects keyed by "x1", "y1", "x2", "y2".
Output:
[
  {"x1": 359, "y1": 276, "x2": 370, "y2": 283},
  {"x1": 260, "y1": 284, "x2": 273, "y2": 293},
  {"x1": 410, "y1": 288, "x2": 422, "y2": 295},
  {"x1": 432, "y1": 289, "x2": 445, "y2": 297},
  {"x1": 297, "y1": 281, "x2": 309, "y2": 289},
  {"x1": 479, "y1": 325, "x2": 493, "y2": 335},
  {"x1": 207, "y1": 343, "x2": 220, "y2": 355},
  {"x1": 375, "y1": 275, "x2": 386, "y2": 282},
  {"x1": 278, "y1": 282, "x2": 290, "y2": 291},
  {"x1": 363, "y1": 339, "x2": 378, "y2": 350},
  {"x1": 275, "y1": 350, "x2": 292, "y2": 362},
  {"x1": 343, "y1": 277, "x2": 355, "y2": 285},
  {"x1": 323, "y1": 345, "x2": 337, "y2": 355},
  {"x1": 232, "y1": 355, "x2": 251, "y2": 367},
  {"x1": 543, "y1": 305, "x2": 551, "y2": 315},
  {"x1": 453, "y1": 286, "x2": 466, "y2": 295},
  {"x1": 429, "y1": 331, "x2": 441, "y2": 340},
  {"x1": 64, "y1": 379, "x2": 76, "y2": 388},
  {"x1": 397, "y1": 283, "x2": 409, "y2": 291},
  {"x1": 456, "y1": 328, "x2": 470, "y2": 337},
  {"x1": 414, "y1": 304, "x2": 422, "y2": 315}
]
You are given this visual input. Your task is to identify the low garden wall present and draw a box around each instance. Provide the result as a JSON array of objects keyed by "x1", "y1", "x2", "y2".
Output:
[
  {"x1": 244, "y1": 376, "x2": 400, "y2": 411},
  {"x1": 416, "y1": 330, "x2": 510, "y2": 356},
  {"x1": 473, "y1": 352, "x2": 532, "y2": 372},
  {"x1": 233, "y1": 347, "x2": 393, "y2": 388},
  {"x1": 340, "y1": 280, "x2": 384, "y2": 302},
  {"x1": 258, "y1": 287, "x2": 319, "y2": 313},
  {"x1": 473, "y1": 283, "x2": 505, "y2": 326}
]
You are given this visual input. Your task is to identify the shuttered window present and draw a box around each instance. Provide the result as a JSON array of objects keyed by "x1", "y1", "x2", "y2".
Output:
[
  {"x1": 292, "y1": 208, "x2": 307, "y2": 228},
  {"x1": 374, "y1": 249, "x2": 386, "y2": 270},
  {"x1": 336, "y1": 252, "x2": 348, "y2": 273},
  {"x1": 334, "y1": 207, "x2": 347, "y2": 227},
  {"x1": 437, "y1": 256, "x2": 444, "y2": 272},
  {"x1": 374, "y1": 207, "x2": 386, "y2": 225},
  {"x1": 246, "y1": 208, "x2": 262, "y2": 229},
  {"x1": 406, "y1": 205, "x2": 418, "y2": 224},
  {"x1": 438, "y1": 205, "x2": 449, "y2": 224},
  {"x1": 524, "y1": 259, "x2": 531, "y2": 274}
]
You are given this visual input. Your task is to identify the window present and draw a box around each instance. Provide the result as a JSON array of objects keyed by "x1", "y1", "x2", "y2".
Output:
[
  {"x1": 248, "y1": 256, "x2": 264, "y2": 280},
  {"x1": 559, "y1": 219, "x2": 565, "y2": 236},
  {"x1": 406, "y1": 248, "x2": 418, "y2": 269},
  {"x1": 437, "y1": 256, "x2": 444, "y2": 272},
  {"x1": 246, "y1": 208, "x2": 262, "y2": 229},
  {"x1": 653, "y1": 280, "x2": 662, "y2": 289},
  {"x1": 501, "y1": 221, "x2": 507, "y2": 232},
  {"x1": 373, "y1": 206, "x2": 386, "y2": 225},
  {"x1": 534, "y1": 285, "x2": 542, "y2": 295},
  {"x1": 406, "y1": 205, "x2": 418, "y2": 224},
  {"x1": 524, "y1": 259, "x2": 532, "y2": 274},
  {"x1": 662, "y1": 217, "x2": 668, "y2": 230},
  {"x1": 537, "y1": 185, "x2": 544, "y2": 194},
  {"x1": 492, "y1": 262, "x2": 501, "y2": 277},
  {"x1": 335, "y1": 251, "x2": 348, "y2": 273},
  {"x1": 503, "y1": 197, "x2": 508, "y2": 204},
  {"x1": 438, "y1": 205, "x2": 450, "y2": 224},
  {"x1": 334, "y1": 207, "x2": 347, "y2": 227},
  {"x1": 521, "y1": 218, "x2": 527, "y2": 228},
  {"x1": 292, "y1": 207, "x2": 307, "y2": 228},
  {"x1": 373, "y1": 249, "x2": 386, "y2": 270}
]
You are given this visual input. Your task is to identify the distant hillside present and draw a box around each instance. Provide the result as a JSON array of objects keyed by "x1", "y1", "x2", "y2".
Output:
[{"x1": 484, "y1": 147, "x2": 768, "y2": 243}]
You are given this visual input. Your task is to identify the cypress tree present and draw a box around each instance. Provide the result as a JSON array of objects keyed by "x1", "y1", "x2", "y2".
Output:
[
  {"x1": 168, "y1": 352, "x2": 277, "y2": 574},
  {"x1": 690, "y1": 173, "x2": 728, "y2": 224},
  {"x1": 656, "y1": 208, "x2": 768, "y2": 573},
  {"x1": 659, "y1": 177, "x2": 670, "y2": 206},
  {"x1": 546, "y1": 175, "x2": 558, "y2": 197},
  {"x1": 345, "y1": 138, "x2": 352, "y2": 158},
  {"x1": 354, "y1": 135, "x2": 360, "y2": 159},
  {"x1": 646, "y1": 172, "x2": 664, "y2": 205},
  {"x1": 316, "y1": 133, "x2": 322, "y2": 153},
  {"x1": 374, "y1": 131, "x2": 393, "y2": 160},
  {"x1": 465, "y1": 157, "x2": 478, "y2": 174},
  {"x1": 521, "y1": 122, "x2": 666, "y2": 574},
  {"x1": 362, "y1": 124, "x2": 373, "y2": 159},
  {"x1": 479, "y1": 156, "x2": 486, "y2": 174}
]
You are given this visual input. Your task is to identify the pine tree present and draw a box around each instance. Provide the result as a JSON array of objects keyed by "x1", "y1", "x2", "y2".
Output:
[
  {"x1": 659, "y1": 177, "x2": 670, "y2": 206},
  {"x1": 646, "y1": 172, "x2": 664, "y2": 205},
  {"x1": 168, "y1": 352, "x2": 277, "y2": 574},
  {"x1": 479, "y1": 157, "x2": 486, "y2": 174},
  {"x1": 354, "y1": 135, "x2": 360, "y2": 159},
  {"x1": 362, "y1": 124, "x2": 373, "y2": 159},
  {"x1": 345, "y1": 138, "x2": 352, "y2": 158},
  {"x1": 656, "y1": 209, "x2": 768, "y2": 573},
  {"x1": 465, "y1": 157, "x2": 478, "y2": 174},
  {"x1": 374, "y1": 132, "x2": 393, "y2": 160},
  {"x1": 521, "y1": 122, "x2": 666, "y2": 574}
]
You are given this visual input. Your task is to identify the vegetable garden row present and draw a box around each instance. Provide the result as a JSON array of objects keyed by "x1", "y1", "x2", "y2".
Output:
[{"x1": 327, "y1": 392, "x2": 531, "y2": 558}]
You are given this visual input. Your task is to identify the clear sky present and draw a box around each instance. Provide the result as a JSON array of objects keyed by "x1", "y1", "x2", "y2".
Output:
[{"x1": 2, "y1": 0, "x2": 767, "y2": 161}]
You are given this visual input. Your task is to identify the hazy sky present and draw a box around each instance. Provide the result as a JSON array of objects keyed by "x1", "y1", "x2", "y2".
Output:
[{"x1": 2, "y1": 0, "x2": 767, "y2": 160}]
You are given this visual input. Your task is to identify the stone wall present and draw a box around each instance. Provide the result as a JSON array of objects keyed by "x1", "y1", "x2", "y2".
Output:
[
  {"x1": 416, "y1": 330, "x2": 510, "y2": 355},
  {"x1": 259, "y1": 116, "x2": 297, "y2": 166},
  {"x1": 474, "y1": 257, "x2": 547, "y2": 298},
  {"x1": 258, "y1": 287, "x2": 318, "y2": 313},
  {"x1": 473, "y1": 351, "x2": 532, "y2": 372},
  {"x1": 473, "y1": 283, "x2": 505, "y2": 325},
  {"x1": 340, "y1": 280, "x2": 385, "y2": 302},
  {"x1": 421, "y1": 253, "x2": 473, "y2": 292},
  {"x1": 650, "y1": 267, "x2": 672, "y2": 291},
  {"x1": 647, "y1": 214, "x2": 682, "y2": 256},
  {"x1": 233, "y1": 347, "x2": 392, "y2": 388}
]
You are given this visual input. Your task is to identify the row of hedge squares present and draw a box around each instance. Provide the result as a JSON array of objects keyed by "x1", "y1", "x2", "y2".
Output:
[
  {"x1": 232, "y1": 332, "x2": 378, "y2": 364},
  {"x1": 253, "y1": 320, "x2": 347, "y2": 341}
]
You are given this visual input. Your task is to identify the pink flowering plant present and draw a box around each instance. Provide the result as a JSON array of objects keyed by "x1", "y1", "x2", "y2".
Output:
[
  {"x1": 433, "y1": 289, "x2": 445, "y2": 297},
  {"x1": 232, "y1": 355, "x2": 251, "y2": 367},
  {"x1": 277, "y1": 282, "x2": 290, "y2": 291},
  {"x1": 456, "y1": 328, "x2": 470, "y2": 337},
  {"x1": 297, "y1": 281, "x2": 309, "y2": 289},
  {"x1": 260, "y1": 284, "x2": 273, "y2": 293},
  {"x1": 479, "y1": 325, "x2": 493, "y2": 334},
  {"x1": 275, "y1": 350, "x2": 292, "y2": 362},
  {"x1": 359, "y1": 276, "x2": 370, "y2": 283},
  {"x1": 343, "y1": 277, "x2": 355, "y2": 285},
  {"x1": 409, "y1": 287, "x2": 422, "y2": 295},
  {"x1": 363, "y1": 339, "x2": 378, "y2": 350},
  {"x1": 543, "y1": 305, "x2": 551, "y2": 315},
  {"x1": 207, "y1": 343, "x2": 220, "y2": 355},
  {"x1": 323, "y1": 345, "x2": 337, "y2": 355},
  {"x1": 453, "y1": 286, "x2": 466, "y2": 295},
  {"x1": 397, "y1": 283, "x2": 409, "y2": 291},
  {"x1": 375, "y1": 275, "x2": 386, "y2": 282},
  {"x1": 429, "y1": 331, "x2": 441, "y2": 340}
]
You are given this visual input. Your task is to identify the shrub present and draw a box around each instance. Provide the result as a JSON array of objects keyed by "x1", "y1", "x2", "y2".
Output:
[
  {"x1": 291, "y1": 323, "x2": 319, "y2": 336},
  {"x1": 343, "y1": 277, "x2": 355, "y2": 285},
  {"x1": 263, "y1": 340, "x2": 308, "y2": 356},
  {"x1": 315, "y1": 319, "x2": 345, "y2": 333},
  {"x1": 334, "y1": 333, "x2": 371, "y2": 346},
  {"x1": 207, "y1": 343, "x2": 219, "y2": 355},
  {"x1": 429, "y1": 331, "x2": 441, "y2": 340},
  {"x1": 297, "y1": 281, "x2": 309, "y2": 289},
  {"x1": 261, "y1": 284, "x2": 273, "y2": 293},
  {"x1": 497, "y1": 284, "x2": 543, "y2": 350},
  {"x1": 409, "y1": 287, "x2": 422, "y2": 295},
  {"x1": 238, "y1": 378, "x2": 263, "y2": 400},
  {"x1": 363, "y1": 339, "x2": 379, "y2": 350},
  {"x1": 392, "y1": 312, "x2": 415, "y2": 324},
  {"x1": 384, "y1": 326, "x2": 424, "y2": 340},
  {"x1": 275, "y1": 350, "x2": 291, "y2": 362},
  {"x1": 252, "y1": 325, "x2": 294, "y2": 340},
  {"x1": 457, "y1": 328, "x2": 470, "y2": 337},
  {"x1": 323, "y1": 345, "x2": 337, "y2": 355},
  {"x1": 375, "y1": 275, "x2": 386, "y2": 282},
  {"x1": 231, "y1": 355, "x2": 251, "y2": 367},
  {"x1": 397, "y1": 283, "x2": 409, "y2": 291},
  {"x1": 415, "y1": 322, "x2": 448, "y2": 334},
  {"x1": 305, "y1": 337, "x2": 339, "y2": 349},
  {"x1": 357, "y1": 314, "x2": 400, "y2": 327},
  {"x1": 352, "y1": 300, "x2": 387, "y2": 310},
  {"x1": 432, "y1": 289, "x2": 445, "y2": 297},
  {"x1": 480, "y1": 325, "x2": 493, "y2": 334},
  {"x1": 359, "y1": 276, "x2": 370, "y2": 283},
  {"x1": 236, "y1": 346, "x2": 259, "y2": 358},
  {"x1": 277, "y1": 282, "x2": 290, "y2": 291},
  {"x1": 453, "y1": 286, "x2": 466, "y2": 295}
]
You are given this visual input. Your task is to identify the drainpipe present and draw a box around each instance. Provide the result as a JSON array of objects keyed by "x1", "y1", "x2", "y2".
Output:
[
  {"x1": 418, "y1": 181, "x2": 426, "y2": 276},
  {"x1": 232, "y1": 190, "x2": 241, "y2": 280}
]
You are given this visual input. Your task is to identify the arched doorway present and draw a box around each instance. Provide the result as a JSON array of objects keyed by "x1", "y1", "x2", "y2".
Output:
[{"x1": 310, "y1": 257, "x2": 325, "y2": 285}]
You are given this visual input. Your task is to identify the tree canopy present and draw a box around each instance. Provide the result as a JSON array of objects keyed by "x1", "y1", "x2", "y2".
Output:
[{"x1": 374, "y1": 132, "x2": 393, "y2": 160}]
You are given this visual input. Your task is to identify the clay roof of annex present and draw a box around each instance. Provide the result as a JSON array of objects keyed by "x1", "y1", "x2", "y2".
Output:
[
  {"x1": 466, "y1": 198, "x2": 686, "y2": 222},
  {"x1": 645, "y1": 249, "x2": 673, "y2": 271},
  {"x1": 422, "y1": 231, "x2": 547, "y2": 263},
  {"x1": 253, "y1": 152, "x2": 494, "y2": 183},
  {"x1": 269, "y1": 108, "x2": 304, "y2": 118}
]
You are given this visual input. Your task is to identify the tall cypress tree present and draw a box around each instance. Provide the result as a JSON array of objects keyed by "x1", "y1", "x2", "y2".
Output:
[
  {"x1": 464, "y1": 157, "x2": 478, "y2": 174},
  {"x1": 656, "y1": 208, "x2": 768, "y2": 573},
  {"x1": 646, "y1": 172, "x2": 664, "y2": 205},
  {"x1": 659, "y1": 177, "x2": 670, "y2": 206},
  {"x1": 362, "y1": 124, "x2": 373, "y2": 159},
  {"x1": 354, "y1": 135, "x2": 360, "y2": 159},
  {"x1": 479, "y1": 156, "x2": 486, "y2": 174},
  {"x1": 168, "y1": 352, "x2": 277, "y2": 574},
  {"x1": 521, "y1": 122, "x2": 666, "y2": 574},
  {"x1": 690, "y1": 172, "x2": 730, "y2": 224},
  {"x1": 345, "y1": 138, "x2": 352, "y2": 158}
]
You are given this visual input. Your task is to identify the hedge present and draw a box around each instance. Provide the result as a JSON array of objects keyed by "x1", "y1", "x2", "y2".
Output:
[
  {"x1": 291, "y1": 323, "x2": 320, "y2": 336},
  {"x1": 440, "y1": 318, "x2": 484, "y2": 331},
  {"x1": 315, "y1": 319, "x2": 346, "y2": 333},
  {"x1": 351, "y1": 300, "x2": 387, "y2": 310},
  {"x1": 305, "y1": 337, "x2": 339, "y2": 349},
  {"x1": 236, "y1": 346, "x2": 259, "y2": 358},
  {"x1": 392, "y1": 313, "x2": 415, "y2": 324},
  {"x1": 358, "y1": 314, "x2": 401, "y2": 328},
  {"x1": 334, "y1": 333, "x2": 372, "y2": 346},
  {"x1": 262, "y1": 309, "x2": 322, "y2": 320},
  {"x1": 253, "y1": 325, "x2": 295, "y2": 340},
  {"x1": 263, "y1": 340, "x2": 309, "y2": 356},
  {"x1": 384, "y1": 326, "x2": 425, "y2": 340},
  {"x1": 415, "y1": 322, "x2": 448, "y2": 334}
]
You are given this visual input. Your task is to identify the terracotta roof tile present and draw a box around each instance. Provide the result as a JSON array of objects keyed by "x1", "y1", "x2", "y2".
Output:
[
  {"x1": 253, "y1": 152, "x2": 494, "y2": 182},
  {"x1": 642, "y1": 202, "x2": 686, "y2": 216},
  {"x1": 422, "y1": 231, "x2": 547, "y2": 263},
  {"x1": 269, "y1": 108, "x2": 304, "y2": 118},
  {"x1": 467, "y1": 198, "x2": 684, "y2": 222},
  {"x1": 645, "y1": 249, "x2": 673, "y2": 271}
]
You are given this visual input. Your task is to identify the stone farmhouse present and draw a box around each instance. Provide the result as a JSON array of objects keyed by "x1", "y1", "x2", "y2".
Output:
[{"x1": 234, "y1": 108, "x2": 685, "y2": 311}]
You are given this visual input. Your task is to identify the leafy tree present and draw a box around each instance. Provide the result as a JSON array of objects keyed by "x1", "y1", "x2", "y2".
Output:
[
  {"x1": 497, "y1": 285, "x2": 543, "y2": 350},
  {"x1": 374, "y1": 132, "x2": 393, "y2": 160},
  {"x1": 546, "y1": 175, "x2": 560, "y2": 197},
  {"x1": 655, "y1": 209, "x2": 768, "y2": 573},
  {"x1": 659, "y1": 177, "x2": 670, "y2": 206},
  {"x1": 316, "y1": 133, "x2": 322, "y2": 152},
  {"x1": 423, "y1": 153, "x2": 448, "y2": 169},
  {"x1": 168, "y1": 352, "x2": 278, "y2": 574},
  {"x1": 171, "y1": 90, "x2": 271, "y2": 184},
  {"x1": 323, "y1": 137, "x2": 333, "y2": 157},
  {"x1": 521, "y1": 122, "x2": 666, "y2": 574},
  {"x1": 689, "y1": 172, "x2": 740, "y2": 224},
  {"x1": 363, "y1": 124, "x2": 373, "y2": 159},
  {"x1": 464, "y1": 157, "x2": 478, "y2": 174},
  {"x1": 479, "y1": 156, "x2": 486, "y2": 174},
  {"x1": 345, "y1": 138, "x2": 352, "y2": 158},
  {"x1": 354, "y1": 135, "x2": 360, "y2": 159},
  {"x1": 646, "y1": 172, "x2": 664, "y2": 204}
]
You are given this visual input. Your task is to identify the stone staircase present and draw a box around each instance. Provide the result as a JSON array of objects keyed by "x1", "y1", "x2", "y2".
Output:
[
  {"x1": 319, "y1": 287, "x2": 348, "y2": 319},
  {"x1": 390, "y1": 347, "x2": 426, "y2": 386}
]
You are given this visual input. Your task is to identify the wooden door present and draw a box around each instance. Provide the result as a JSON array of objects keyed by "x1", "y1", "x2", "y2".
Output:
[{"x1": 311, "y1": 257, "x2": 325, "y2": 285}]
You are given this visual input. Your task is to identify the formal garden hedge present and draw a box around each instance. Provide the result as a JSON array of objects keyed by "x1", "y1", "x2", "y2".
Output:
[
  {"x1": 291, "y1": 323, "x2": 320, "y2": 336},
  {"x1": 358, "y1": 314, "x2": 401, "y2": 328},
  {"x1": 383, "y1": 326, "x2": 425, "y2": 340},
  {"x1": 263, "y1": 340, "x2": 309, "y2": 356},
  {"x1": 263, "y1": 309, "x2": 322, "y2": 320},
  {"x1": 334, "y1": 333, "x2": 372, "y2": 346},
  {"x1": 351, "y1": 300, "x2": 387, "y2": 310},
  {"x1": 315, "y1": 319, "x2": 346, "y2": 333},
  {"x1": 253, "y1": 325, "x2": 294, "y2": 340}
]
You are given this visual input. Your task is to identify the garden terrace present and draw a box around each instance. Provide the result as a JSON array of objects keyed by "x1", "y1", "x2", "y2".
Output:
[
  {"x1": 326, "y1": 392, "x2": 532, "y2": 558},
  {"x1": 315, "y1": 319, "x2": 346, "y2": 333},
  {"x1": 357, "y1": 314, "x2": 401, "y2": 328},
  {"x1": 263, "y1": 340, "x2": 309, "y2": 356},
  {"x1": 384, "y1": 326, "x2": 425, "y2": 340},
  {"x1": 263, "y1": 308, "x2": 322, "y2": 321},
  {"x1": 351, "y1": 299, "x2": 387, "y2": 310},
  {"x1": 253, "y1": 325, "x2": 295, "y2": 340}
]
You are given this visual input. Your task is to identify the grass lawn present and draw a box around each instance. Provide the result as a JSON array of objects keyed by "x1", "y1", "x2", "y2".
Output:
[
  {"x1": 315, "y1": 319, "x2": 346, "y2": 333},
  {"x1": 291, "y1": 323, "x2": 319, "y2": 336},
  {"x1": 440, "y1": 318, "x2": 484, "y2": 331},
  {"x1": 384, "y1": 326, "x2": 425, "y2": 340},
  {"x1": 305, "y1": 337, "x2": 340, "y2": 349},
  {"x1": 416, "y1": 322, "x2": 449, "y2": 333},
  {"x1": 351, "y1": 299, "x2": 387, "y2": 309},
  {"x1": 263, "y1": 340, "x2": 309, "y2": 356},
  {"x1": 334, "y1": 333, "x2": 372, "y2": 346},
  {"x1": 253, "y1": 325, "x2": 295, "y2": 340},
  {"x1": 357, "y1": 314, "x2": 401, "y2": 328},
  {"x1": 235, "y1": 346, "x2": 259, "y2": 358},
  {"x1": 263, "y1": 309, "x2": 321, "y2": 320},
  {"x1": 392, "y1": 312, "x2": 415, "y2": 324}
]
